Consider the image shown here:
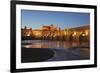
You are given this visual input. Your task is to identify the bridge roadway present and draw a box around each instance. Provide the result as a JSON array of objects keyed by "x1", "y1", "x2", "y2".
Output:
[{"x1": 47, "y1": 47, "x2": 90, "y2": 61}]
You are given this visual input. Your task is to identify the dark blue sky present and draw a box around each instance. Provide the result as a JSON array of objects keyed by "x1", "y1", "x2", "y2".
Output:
[{"x1": 21, "y1": 10, "x2": 90, "y2": 29}]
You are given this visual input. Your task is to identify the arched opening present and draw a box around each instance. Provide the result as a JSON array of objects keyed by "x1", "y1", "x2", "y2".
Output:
[
  {"x1": 79, "y1": 32, "x2": 88, "y2": 42},
  {"x1": 69, "y1": 32, "x2": 77, "y2": 42}
]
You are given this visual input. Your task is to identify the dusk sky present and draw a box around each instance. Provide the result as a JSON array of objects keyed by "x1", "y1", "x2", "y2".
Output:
[{"x1": 21, "y1": 10, "x2": 90, "y2": 29}]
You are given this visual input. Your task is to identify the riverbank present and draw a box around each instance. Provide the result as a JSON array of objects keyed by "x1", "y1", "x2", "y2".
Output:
[
  {"x1": 21, "y1": 47, "x2": 90, "y2": 63},
  {"x1": 21, "y1": 47, "x2": 54, "y2": 62}
]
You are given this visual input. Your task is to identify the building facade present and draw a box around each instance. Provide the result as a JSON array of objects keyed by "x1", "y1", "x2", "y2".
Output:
[{"x1": 21, "y1": 25, "x2": 90, "y2": 42}]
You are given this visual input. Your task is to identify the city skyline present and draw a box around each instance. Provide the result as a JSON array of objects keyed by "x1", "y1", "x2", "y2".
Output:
[{"x1": 21, "y1": 10, "x2": 90, "y2": 29}]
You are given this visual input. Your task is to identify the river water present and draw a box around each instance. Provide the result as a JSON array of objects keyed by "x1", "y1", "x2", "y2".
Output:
[
  {"x1": 22, "y1": 40, "x2": 89, "y2": 49},
  {"x1": 22, "y1": 40, "x2": 90, "y2": 61}
]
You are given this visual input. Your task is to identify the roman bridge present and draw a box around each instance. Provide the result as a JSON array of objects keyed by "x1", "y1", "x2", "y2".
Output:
[{"x1": 21, "y1": 25, "x2": 90, "y2": 42}]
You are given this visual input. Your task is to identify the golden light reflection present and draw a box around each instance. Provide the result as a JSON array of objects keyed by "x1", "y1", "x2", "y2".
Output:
[
  {"x1": 24, "y1": 45, "x2": 31, "y2": 48},
  {"x1": 34, "y1": 31, "x2": 41, "y2": 37},
  {"x1": 64, "y1": 31, "x2": 67, "y2": 36},
  {"x1": 27, "y1": 34, "x2": 30, "y2": 36},
  {"x1": 85, "y1": 30, "x2": 89, "y2": 35},
  {"x1": 82, "y1": 34, "x2": 86, "y2": 36},
  {"x1": 72, "y1": 32, "x2": 77, "y2": 36}
]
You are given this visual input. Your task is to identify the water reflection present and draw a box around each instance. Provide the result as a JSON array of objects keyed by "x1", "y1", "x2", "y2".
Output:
[{"x1": 22, "y1": 40, "x2": 89, "y2": 49}]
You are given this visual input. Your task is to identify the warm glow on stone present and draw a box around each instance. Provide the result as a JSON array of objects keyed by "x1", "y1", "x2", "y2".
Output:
[
  {"x1": 72, "y1": 32, "x2": 77, "y2": 36},
  {"x1": 82, "y1": 34, "x2": 86, "y2": 36},
  {"x1": 85, "y1": 30, "x2": 89, "y2": 35}
]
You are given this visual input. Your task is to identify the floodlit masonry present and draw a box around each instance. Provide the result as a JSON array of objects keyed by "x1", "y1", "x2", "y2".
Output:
[{"x1": 21, "y1": 24, "x2": 90, "y2": 42}]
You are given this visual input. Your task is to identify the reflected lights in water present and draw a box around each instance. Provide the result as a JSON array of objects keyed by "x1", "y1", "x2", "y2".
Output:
[{"x1": 22, "y1": 40, "x2": 89, "y2": 49}]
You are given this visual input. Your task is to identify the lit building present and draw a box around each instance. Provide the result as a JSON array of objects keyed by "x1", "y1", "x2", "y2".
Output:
[
  {"x1": 21, "y1": 24, "x2": 90, "y2": 41},
  {"x1": 21, "y1": 26, "x2": 33, "y2": 37},
  {"x1": 66, "y1": 25, "x2": 90, "y2": 42}
]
